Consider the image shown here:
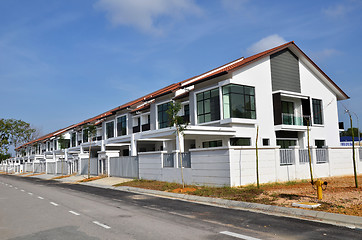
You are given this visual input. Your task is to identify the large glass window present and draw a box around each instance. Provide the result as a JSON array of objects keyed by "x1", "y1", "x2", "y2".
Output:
[
  {"x1": 71, "y1": 132, "x2": 76, "y2": 147},
  {"x1": 202, "y1": 140, "x2": 222, "y2": 148},
  {"x1": 312, "y1": 99, "x2": 323, "y2": 124},
  {"x1": 158, "y1": 102, "x2": 171, "y2": 129},
  {"x1": 222, "y1": 84, "x2": 256, "y2": 119},
  {"x1": 197, "y1": 88, "x2": 220, "y2": 123},
  {"x1": 106, "y1": 121, "x2": 115, "y2": 139},
  {"x1": 117, "y1": 116, "x2": 127, "y2": 136},
  {"x1": 230, "y1": 137, "x2": 251, "y2": 146},
  {"x1": 83, "y1": 129, "x2": 88, "y2": 143}
]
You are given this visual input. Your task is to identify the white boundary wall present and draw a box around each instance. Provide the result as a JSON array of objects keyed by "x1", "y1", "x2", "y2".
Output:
[{"x1": 138, "y1": 147, "x2": 362, "y2": 187}]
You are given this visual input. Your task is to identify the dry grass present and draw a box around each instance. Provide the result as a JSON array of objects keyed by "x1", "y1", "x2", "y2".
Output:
[
  {"x1": 77, "y1": 175, "x2": 107, "y2": 183},
  {"x1": 51, "y1": 173, "x2": 76, "y2": 180},
  {"x1": 26, "y1": 172, "x2": 46, "y2": 177},
  {"x1": 115, "y1": 175, "x2": 362, "y2": 216}
]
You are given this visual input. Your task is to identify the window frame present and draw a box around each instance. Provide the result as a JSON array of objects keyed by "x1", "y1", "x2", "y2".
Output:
[
  {"x1": 116, "y1": 115, "x2": 128, "y2": 137},
  {"x1": 222, "y1": 84, "x2": 256, "y2": 120},
  {"x1": 157, "y1": 101, "x2": 172, "y2": 129},
  {"x1": 196, "y1": 87, "x2": 220, "y2": 124},
  {"x1": 105, "y1": 120, "x2": 115, "y2": 139},
  {"x1": 312, "y1": 98, "x2": 323, "y2": 125}
]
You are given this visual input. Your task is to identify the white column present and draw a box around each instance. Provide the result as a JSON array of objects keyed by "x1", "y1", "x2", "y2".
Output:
[
  {"x1": 131, "y1": 134, "x2": 137, "y2": 156},
  {"x1": 65, "y1": 149, "x2": 68, "y2": 175},
  {"x1": 53, "y1": 152, "x2": 57, "y2": 175},
  {"x1": 101, "y1": 140, "x2": 105, "y2": 152},
  {"x1": 176, "y1": 132, "x2": 185, "y2": 152}
]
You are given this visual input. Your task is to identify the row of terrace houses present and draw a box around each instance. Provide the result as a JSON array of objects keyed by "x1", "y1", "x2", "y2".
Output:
[{"x1": 4, "y1": 41, "x2": 360, "y2": 186}]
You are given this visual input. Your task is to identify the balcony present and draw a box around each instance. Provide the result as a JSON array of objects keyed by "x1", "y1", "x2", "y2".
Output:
[{"x1": 282, "y1": 114, "x2": 311, "y2": 126}]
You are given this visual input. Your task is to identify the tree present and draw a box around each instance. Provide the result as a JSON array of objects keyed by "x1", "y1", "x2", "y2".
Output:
[
  {"x1": 167, "y1": 101, "x2": 188, "y2": 188},
  {"x1": 340, "y1": 128, "x2": 361, "y2": 138},
  {"x1": 0, "y1": 118, "x2": 36, "y2": 155},
  {"x1": 83, "y1": 124, "x2": 97, "y2": 179},
  {"x1": 58, "y1": 135, "x2": 70, "y2": 175}
]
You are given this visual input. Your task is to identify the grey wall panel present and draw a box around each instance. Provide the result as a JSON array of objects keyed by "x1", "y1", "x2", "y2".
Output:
[{"x1": 271, "y1": 49, "x2": 301, "y2": 93}]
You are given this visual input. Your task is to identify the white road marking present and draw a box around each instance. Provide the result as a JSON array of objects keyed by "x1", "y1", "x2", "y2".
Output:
[
  {"x1": 38, "y1": 196, "x2": 44, "y2": 200},
  {"x1": 69, "y1": 211, "x2": 80, "y2": 216},
  {"x1": 28, "y1": 192, "x2": 33, "y2": 195},
  {"x1": 50, "y1": 202, "x2": 58, "y2": 206},
  {"x1": 9, "y1": 185, "x2": 12, "y2": 187},
  {"x1": 220, "y1": 231, "x2": 261, "y2": 240},
  {"x1": 14, "y1": 187, "x2": 18, "y2": 189},
  {"x1": 93, "y1": 221, "x2": 111, "y2": 229},
  {"x1": 21, "y1": 189, "x2": 25, "y2": 192}
]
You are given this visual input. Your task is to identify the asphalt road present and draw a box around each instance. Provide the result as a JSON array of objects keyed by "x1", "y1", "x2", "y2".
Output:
[{"x1": 0, "y1": 175, "x2": 360, "y2": 240}]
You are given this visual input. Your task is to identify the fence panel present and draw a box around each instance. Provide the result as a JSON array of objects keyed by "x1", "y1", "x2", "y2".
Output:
[
  {"x1": 280, "y1": 149, "x2": 295, "y2": 165},
  {"x1": 40, "y1": 162, "x2": 46, "y2": 172},
  {"x1": 163, "y1": 153, "x2": 174, "y2": 168},
  {"x1": 360, "y1": 148, "x2": 362, "y2": 161},
  {"x1": 316, "y1": 149, "x2": 328, "y2": 164},
  {"x1": 110, "y1": 157, "x2": 139, "y2": 178},
  {"x1": 56, "y1": 161, "x2": 69, "y2": 175},
  {"x1": 178, "y1": 152, "x2": 191, "y2": 168},
  {"x1": 47, "y1": 162, "x2": 56, "y2": 174},
  {"x1": 299, "y1": 149, "x2": 312, "y2": 164},
  {"x1": 80, "y1": 158, "x2": 98, "y2": 175},
  {"x1": 25, "y1": 163, "x2": 33, "y2": 172},
  {"x1": 34, "y1": 163, "x2": 40, "y2": 173}
]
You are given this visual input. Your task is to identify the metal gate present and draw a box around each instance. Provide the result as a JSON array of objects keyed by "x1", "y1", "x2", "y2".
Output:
[
  {"x1": 81, "y1": 158, "x2": 98, "y2": 176},
  {"x1": 109, "y1": 156, "x2": 138, "y2": 178}
]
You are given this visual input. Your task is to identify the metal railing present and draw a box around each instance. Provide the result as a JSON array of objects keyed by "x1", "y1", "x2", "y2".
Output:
[
  {"x1": 163, "y1": 153, "x2": 174, "y2": 168},
  {"x1": 178, "y1": 152, "x2": 191, "y2": 168},
  {"x1": 280, "y1": 149, "x2": 295, "y2": 165},
  {"x1": 299, "y1": 149, "x2": 312, "y2": 164},
  {"x1": 282, "y1": 114, "x2": 310, "y2": 126},
  {"x1": 316, "y1": 148, "x2": 328, "y2": 164}
]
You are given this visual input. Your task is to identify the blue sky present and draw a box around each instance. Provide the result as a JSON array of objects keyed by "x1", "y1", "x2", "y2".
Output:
[{"x1": 1, "y1": 0, "x2": 361, "y2": 136}]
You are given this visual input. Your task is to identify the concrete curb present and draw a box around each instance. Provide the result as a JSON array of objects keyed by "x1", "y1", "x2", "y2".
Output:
[{"x1": 77, "y1": 183, "x2": 362, "y2": 229}]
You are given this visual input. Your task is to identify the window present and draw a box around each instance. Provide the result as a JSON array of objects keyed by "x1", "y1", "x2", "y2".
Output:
[
  {"x1": 197, "y1": 88, "x2": 220, "y2": 123},
  {"x1": 312, "y1": 99, "x2": 323, "y2": 124},
  {"x1": 54, "y1": 140, "x2": 57, "y2": 150},
  {"x1": 230, "y1": 137, "x2": 251, "y2": 146},
  {"x1": 222, "y1": 84, "x2": 256, "y2": 119},
  {"x1": 263, "y1": 138, "x2": 270, "y2": 146},
  {"x1": 117, "y1": 116, "x2": 127, "y2": 136},
  {"x1": 183, "y1": 104, "x2": 190, "y2": 123},
  {"x1": 202, "y1": 140, "x2": 222, "y2": 148},
  {"x1": 106, "y1": 121, "x2": 115, "y2": 139},
  {"x1": 315, "y1": 140, "x2": 325, "y2": 148},
  {"x1": 83, "y1": 129, "x2": 88, "y2": 143},
  {"x1": 277, "y1": 140, "x2": 297, "y2": 149},
  {"x1": 71, "y1": 133, "x2": 76, "y2": 147},
  {"x1": 158, "y1": 102, "x2": 171, "y2": 129}
]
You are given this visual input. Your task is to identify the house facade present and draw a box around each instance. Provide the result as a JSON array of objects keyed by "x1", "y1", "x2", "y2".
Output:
[{"x1": 4, "y1": 41, "x2": 359, "y2": 186}]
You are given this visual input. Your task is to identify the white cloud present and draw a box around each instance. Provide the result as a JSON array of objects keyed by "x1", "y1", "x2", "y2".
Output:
[
  {"x1": 246, "y1": 34, "x2": 287, "y2": 55},
  {"x1": 221, "y1": 0, "x2": 249, "y2": 11},
  {"x1": 94, "y1": 0, "x2": 202, "y2": 34},
  {"x1": 310, "y1": 49, "x2": 341, "y2": 61},
  {"x1": 323, "y1": 4, "x2": 351, "y2": 18}
]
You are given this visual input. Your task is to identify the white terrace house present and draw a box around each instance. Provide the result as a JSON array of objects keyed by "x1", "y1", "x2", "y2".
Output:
[{"x1": 5, "y1": 42, "x2": 362, "y2": 186}]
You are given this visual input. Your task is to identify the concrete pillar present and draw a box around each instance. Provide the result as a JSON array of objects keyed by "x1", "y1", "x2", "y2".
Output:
[
  {"x1": 101, "y1": 140, "x2": 105, "y2": 152},
  {"x1": 131, "y1": 134, "x2": 137, "y2": 156},
  {"x1": 53, "y1": 152, "x2": 57, "y2": 175},
  {"x1": 65, "y1": 149, "x2": 68, "y2": 175},
  {"x1": 175, "y1": 132, "x2": 185, "y2": 153}
]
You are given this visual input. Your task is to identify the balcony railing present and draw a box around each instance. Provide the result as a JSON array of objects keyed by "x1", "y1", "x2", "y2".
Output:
[
  {"x1": 282, "y1": 114, "x2": 310, "y2": 126},
  {"x1": 142, "y1": 123, "x2": 150, "y2": 131},
  {"x1": 133, "y1": 125, "x2": 140, "y2": 133}
]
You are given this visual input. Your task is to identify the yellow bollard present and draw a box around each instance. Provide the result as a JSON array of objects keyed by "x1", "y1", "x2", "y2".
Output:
[{"x1": 312, "y1": 180, "x2": 327, "y2": 200}]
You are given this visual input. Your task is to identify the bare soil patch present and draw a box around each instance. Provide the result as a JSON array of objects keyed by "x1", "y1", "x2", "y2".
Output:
[{"x1": 115, "y1": 175, "x2": 361, "y2": 216}]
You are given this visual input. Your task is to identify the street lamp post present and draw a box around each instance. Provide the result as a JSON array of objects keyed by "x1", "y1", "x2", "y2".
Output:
[{"x1": 352, "y1": 112, "x2": 360, "y2": 146}]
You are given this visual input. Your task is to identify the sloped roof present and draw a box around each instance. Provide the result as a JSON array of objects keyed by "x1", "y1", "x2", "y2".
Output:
[{"x1": 17, "y1": 41, "x2": 348, "y2": 150}]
